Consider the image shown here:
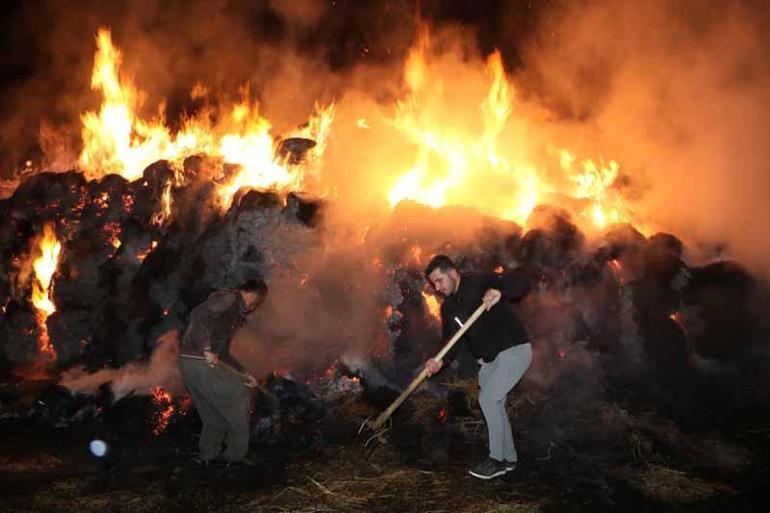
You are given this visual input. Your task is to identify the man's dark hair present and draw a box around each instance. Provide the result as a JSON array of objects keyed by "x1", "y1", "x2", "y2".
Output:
[
  {"x1": 239, "y1": 278, "x2": 268, "y2": 297},
  {"x1": 424, "y1": 254, "x2": 457, "y2": 280}
]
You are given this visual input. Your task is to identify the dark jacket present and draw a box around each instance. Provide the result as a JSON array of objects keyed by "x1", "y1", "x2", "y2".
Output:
[
  {"x1": 181, "y1": 289, "x2": 248, "y2": 372},
  {"x1": 442, "y1": 271, "x2": 531, "y2": 364}
]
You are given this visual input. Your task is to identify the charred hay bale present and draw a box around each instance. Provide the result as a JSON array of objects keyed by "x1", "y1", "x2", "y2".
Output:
[
  {"x1": 647, "y1": 232, "x2": 683, "y2": 258},
  {"x1": 253, "y1": 375, "x2": 325, "y2": 449},
  {"x1": 7, "y1": 171, "x2": 87, "y2": 221},
  {"x1": 47, "y1": 309, "x2": 92, "y2": 368},
  {"x1": 81, "y1": 174, "x2": 130, "y2": 231},
  {"x1": 0, "y1": 302, "x2": 41, "y2": 366},
  {"x1": 682, "y1": 261, "x2": 759, "y2": 359},
  {"x1": 519, "y1": 206, "x2": 584, "y2": 270},
  {"x1": 237, "y1": 189, "x2": 282, "y2": 211},
  {"x1": 634, "y1": 240, "x2": 690, "y2": 320},
  {"x1": 459, "y1": 221, "x2": 522, "y2": 272},
  {"x1": 53, "y1": 233, "x2": 114, "y2": 309},
  {"x1": 277, "y1": 137, "x2": 316, "y2": 165},
  {"x1": 126, "y1": 160, "x2": 175, "y2": 228},
  {"x1": 283, "y1": 191, "x2": 324, "y2": 227},
  {"x1": 638, "y1": 316, "x2": 689, "y2": 372},
  {"x1": 169, "y1": 158, "x2": 223, "y2": 242},
  {"x1": 602, "y1": 223, "x2": 646, "y2": 259}
]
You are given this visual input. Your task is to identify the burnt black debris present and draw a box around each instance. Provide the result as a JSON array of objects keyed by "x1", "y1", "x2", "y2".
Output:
[{"x1": 1, "y1": 158, "x2": 769, "y2": 512}]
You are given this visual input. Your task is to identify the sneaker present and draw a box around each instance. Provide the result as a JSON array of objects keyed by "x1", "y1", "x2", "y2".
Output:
[
  {"x1": 504, "y1": 460, "x2": 517, "y2": 471},
  {"x1": 468, "y1": 457, "x2": 508, "y2": 480}
]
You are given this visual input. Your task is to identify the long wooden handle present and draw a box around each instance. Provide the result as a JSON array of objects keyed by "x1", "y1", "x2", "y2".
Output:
[
  {"x1": 368, "y1": 302, "x2": 487, "y2": 430},
  {"x1": 179, "y1": 354, "x2": 278, "y2": 401}
]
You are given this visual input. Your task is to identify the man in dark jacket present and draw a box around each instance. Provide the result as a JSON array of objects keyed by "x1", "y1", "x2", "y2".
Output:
[
  {"x1": 424, "y1": 255, "x2": 532, "y2": 480},
  {"x1": 178, "y1": 279, "x2": 267, "y2": 466}
]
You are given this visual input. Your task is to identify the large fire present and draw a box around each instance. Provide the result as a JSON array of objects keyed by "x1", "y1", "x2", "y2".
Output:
[
  {"x1": 30, "y1": 223, "x2": 61, "y2": 359},
  {"x1": 380, "y1": 27, "x2": 643, "y2": 234},
  {"x1": 67, "y1": 25, "x2": 645, "y2": 234},
  {"x1": 79, "y1": 28, "x2": 334, "y2": 209}
]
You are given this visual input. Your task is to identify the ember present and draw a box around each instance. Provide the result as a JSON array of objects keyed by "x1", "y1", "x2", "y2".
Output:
[{"x1": 150, "y1": 386, "x2": 174, "y2": 436}]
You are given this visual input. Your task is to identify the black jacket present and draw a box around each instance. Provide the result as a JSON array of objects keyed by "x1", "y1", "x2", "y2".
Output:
[
  {"x1": 442, "y1": 271, "x2": 531, "y2": 364},
  {"x1": 181, "y1": 289, "x2": 248, "y2": 372}
]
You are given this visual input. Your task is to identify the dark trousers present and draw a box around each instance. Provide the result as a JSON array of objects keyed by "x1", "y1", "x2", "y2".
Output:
[{"x1": 179, "y1": 358, "x2": 251, "y2": 461}]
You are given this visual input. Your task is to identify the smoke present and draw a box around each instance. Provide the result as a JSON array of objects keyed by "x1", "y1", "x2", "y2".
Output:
[
  {"x1": 515, "y1": 0, "x2": 770, "y2": 277},
  {"x1": 60, "y1": 329, "x2": 182, "y2": 399},
  {"x1": 0, "y1": 0, "x2": 417, "y2": 177}
]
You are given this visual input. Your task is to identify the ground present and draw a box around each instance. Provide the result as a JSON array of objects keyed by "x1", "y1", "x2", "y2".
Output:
[{"x1": 1, "y1": 380, "x2": 768, "y2": 513}]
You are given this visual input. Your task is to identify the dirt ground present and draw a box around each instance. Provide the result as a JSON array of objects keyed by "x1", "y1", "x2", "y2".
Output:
[{"x1": 1, "y1": 400, "x2": 768, "y2": 513}]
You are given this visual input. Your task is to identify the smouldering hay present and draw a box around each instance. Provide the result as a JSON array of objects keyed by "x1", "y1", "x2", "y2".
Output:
[
  {"x1": 0, "y1": 452, "x2": 63, "y2": 472},
  {"x1": 620, "y1": 464, "x2": 735, "y2": 503},
  {"x1": 440, "y1": 376, "x2": 479, "y2": 400},
  {"x1": 244, "y1": 445, "x2": 544, "y2": 513},
  {"x1": 411, "y1": 392, "x2": 446, "y2": 419},
  {"x1": 6, "y1": 479, "x2": 174, "y2": 513}
]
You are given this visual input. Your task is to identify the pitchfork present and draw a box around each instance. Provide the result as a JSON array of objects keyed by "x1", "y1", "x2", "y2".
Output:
[{"x1": 360, "y1": 302, "x2": 487, "y2": 447}]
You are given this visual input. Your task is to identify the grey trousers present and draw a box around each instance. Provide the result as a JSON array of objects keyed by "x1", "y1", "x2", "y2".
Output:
[
  {"x1": 178, "y1": 358, "x2": 251, "y2": 462},
  {"x1": 478, "y1": 343, "x2": 533, "y2": 462}
]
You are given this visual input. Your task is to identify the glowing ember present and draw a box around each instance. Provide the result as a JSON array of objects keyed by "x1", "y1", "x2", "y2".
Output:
[
  {"x1": 669, "y1": 311, "x2": 685, "y2": 330},
  {"x1": 102, "y1": 221, "x2": 122, "y2": 250},
  {"x1": 30, "y1": 223, "x2": 61, "y2": 358},
  {"x1": 422, "y1": 291, "x2": 442, "y2": 321},
  {"x1": 437, "y1": 408, "x2": 448, "y2": 423},
  {"x1": 151, "y1": 386, "x2": 175, "y2": 435},
  {"x1": 607, "y1": 259, "x2": 627, "y2": 286},
  {"x1": 494, "y1": 265, "x2": 504, "y2": 274},
  {"x1": 136, "y1": 240, "x2": 158, "y2": 262}
]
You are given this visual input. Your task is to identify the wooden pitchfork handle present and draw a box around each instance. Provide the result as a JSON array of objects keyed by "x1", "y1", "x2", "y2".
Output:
[
  {"x1": 179, "y1": 354, "x2": 278, "y2": 402},
  {"x1": 367, "y1": 302, "x2": 487, "y2": 431}
]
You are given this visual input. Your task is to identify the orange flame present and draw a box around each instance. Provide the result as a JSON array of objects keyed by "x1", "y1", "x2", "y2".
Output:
[
  {"x1": 150, "y1": 181, "x2": 172, "y2": 227},
  {"x1": 136, "y1": 240, "x2": 158, "y2": 262},
  {"x1": 383, "y1": 26, "x2": 645, "y2": 234},
  {"x1": 78, "y1": 28, "x2": 334, "y2": 209},
  {"x1": 31, "y1": 223, "x2": 61, "y2": 358},
  {"x1": 421, "y1": 291, "x2": 441, "y2": 321}
]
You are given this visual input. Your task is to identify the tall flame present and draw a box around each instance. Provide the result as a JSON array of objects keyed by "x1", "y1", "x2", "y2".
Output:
[
  {"x1": 31, "y1": 223, "x2": 61, "y2": 358},
  {"x1": 385, "y1": 26, "x2": 643, "y2": 234},
  {"x1": 422, "y1": 291, "x2": 442, "y2": 321},
  {"x1": 78, "y1": 28, "x2": 334, "y2": 209}
]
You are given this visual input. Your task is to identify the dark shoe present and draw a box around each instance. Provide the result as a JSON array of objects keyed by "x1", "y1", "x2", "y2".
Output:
[
  {"x1": 468, "y1": 457, "x2": 508, "y2": 480},
  {"x1": 225, "y1": 457, "x2": 255, "y2": 468},
  {"x1": 504, "y1": 460, "x2": 517, "y2": 471},
  {"x1": 195, "y1": 456, "x2": 228, "y2": 468}
]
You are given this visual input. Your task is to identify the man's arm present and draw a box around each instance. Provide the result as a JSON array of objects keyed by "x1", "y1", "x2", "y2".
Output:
[{"x1": 426, "y1": 303, "x2": 465, "y2": 376}]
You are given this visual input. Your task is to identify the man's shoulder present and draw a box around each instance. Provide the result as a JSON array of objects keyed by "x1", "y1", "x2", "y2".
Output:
[
  {"x1": 196, "y1": 289, "x2": 238, "y2": 312},
  {"x1": 461, "y1": 272, "x2": 495, "y2": 289}
]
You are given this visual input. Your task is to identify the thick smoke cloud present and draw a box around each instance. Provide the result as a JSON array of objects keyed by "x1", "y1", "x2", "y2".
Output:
[
  {"x1": 516, "y1": 0, "x2": 770, "y2": 277},
  {"x1": 0, "y1": 0, "x2": 417, "y2": 175}
]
